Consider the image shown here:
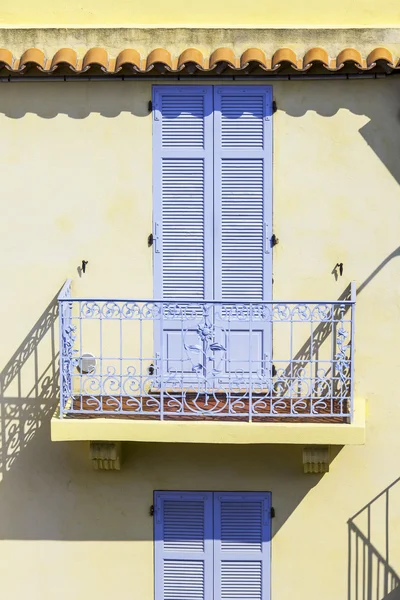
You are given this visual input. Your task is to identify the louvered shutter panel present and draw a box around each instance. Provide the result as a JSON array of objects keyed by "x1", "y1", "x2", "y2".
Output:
[
  {"x1": 214, "y1": 492, "x2": 272, "y2": 600},
  {"x1": 153, "y1": 86, "x2": 214, "y2": 300},
  {"x1": 154, "y1": 491, "x2": 213, "y2": 600},
  {"x1": 213, "y1": 87, "x2": 273, "y2": 302}
]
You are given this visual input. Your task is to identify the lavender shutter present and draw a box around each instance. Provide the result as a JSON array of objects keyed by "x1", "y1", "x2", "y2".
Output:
[
  {"x1": 153, "y1": 86, "x2": 214, "y2": 301},
  {"x1": 213, "y1": 86, "x2": 273, "y2": 376},
  {"x1": 213, "y1": 492, "x2": 272, "y2": 600},
  {"x1": 154, "y1": 492, "x2": 213, "y2": 600},
  {"x1": 213, "y1": 86, "x2": 272, "y2": 302},
  {"x1": 153, "y1": 86, "x2": 214, "y2": 377}
]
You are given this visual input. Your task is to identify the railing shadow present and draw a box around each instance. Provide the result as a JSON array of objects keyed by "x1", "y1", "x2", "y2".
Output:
[
  {"x1": 0, "y1": 290, "x2": 60, "y2": 481},
  {"x1": 0, "y1": 285, "x2": 327, "y2": 540},
  {"x1": 278, "y1": 284, "x2": 353, "y2": 412},
  {"x1": 348, "y1": 478, "x2": 400, "y2": 600},
  {"x1": 281, "y1": 247, "x2": 400, "y2": 401}
]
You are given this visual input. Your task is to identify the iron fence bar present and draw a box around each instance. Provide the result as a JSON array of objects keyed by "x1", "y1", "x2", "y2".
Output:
[
  {"x1": 160, "y1": 306, "x2": 164, "y2": 421},
  {"x1": 350, "y1": 282, "x2": 356, "y2": 423},
  {"x1": 58, "y1": 298, "x2": 65, "y2": 418},
  {"x1": 248, "y1": 303, "x2": 253, "y2": 423}
]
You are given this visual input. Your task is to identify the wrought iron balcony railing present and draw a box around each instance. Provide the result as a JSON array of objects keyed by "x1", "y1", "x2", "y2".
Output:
[{"x1": 58, "y1": 281, "x2": 355, "y2": 422}]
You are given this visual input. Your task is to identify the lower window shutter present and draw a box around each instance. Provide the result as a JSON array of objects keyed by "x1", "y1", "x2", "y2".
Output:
[
  {"x1": 154, "y1": 491, "x2": 213, "y2": 600},
  {"x1": 213, "y1": 492, "x2": 272, "y2": 600}
]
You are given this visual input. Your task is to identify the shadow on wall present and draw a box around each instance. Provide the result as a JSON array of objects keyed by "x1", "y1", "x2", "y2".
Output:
[
  {"x1": 1, "y1": 245, "x2": 400, "y2": 541},
  {"x1": 0, "y1": 290, "x2": 60, "y2": 480},
  {"x1": 278, "y1": 77, "x2": 400, "y2": 187},
  {"x1": 0, "y1": 285, "x2": 330, "y2": 541},
  {"x1": 281, "y1": 282, "x2": 353, "y2": 397},
  {"x1": 0, "y1": 253, "x2": 394, "y2": 542},
  {"x1": 348, "y1": 477, "x2": 400, "y2": 600},
  {"x1": 0, "y1": 81, "x2": 152, "y2": 119},
  {"x1": 0, "y1": 79, "x2": 399, "y2": 183}
]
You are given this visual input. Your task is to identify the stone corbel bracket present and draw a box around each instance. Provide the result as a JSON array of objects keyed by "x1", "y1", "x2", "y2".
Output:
[
  {"x1": 90, "y1": 441, "x2": 122, "y2": 471},
  {"x1": 303, "y1": 446, "x2": 330, "y2": 474}
]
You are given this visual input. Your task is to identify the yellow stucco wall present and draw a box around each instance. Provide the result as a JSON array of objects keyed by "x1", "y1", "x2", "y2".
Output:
[
  {"x1": 0, "y1": 0, "x2": 400, "y2": 27},
  {"x1": 0, "y1": 78, "x2": 400, "y2": 598},
  {"x1": 0, "y1": 443, "x2": 399, "y2": 600}
]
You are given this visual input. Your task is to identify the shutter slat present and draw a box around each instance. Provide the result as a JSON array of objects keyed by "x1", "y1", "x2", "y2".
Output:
[
  {"x1": 155, "y1": 492, "x2": 213, "y2": 600},
  {"x1": 214, "y1": 492, "x2": 272, "y2": 600}
]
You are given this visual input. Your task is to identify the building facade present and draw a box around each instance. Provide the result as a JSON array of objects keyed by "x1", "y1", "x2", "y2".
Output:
[{"x1": 0, "y1": 1, "x2": 400, "y2": 599}]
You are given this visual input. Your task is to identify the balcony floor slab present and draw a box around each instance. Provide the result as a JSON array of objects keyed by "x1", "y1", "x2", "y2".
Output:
[{"x1": 51, "y1": 397, "x2": 365, "y2": 445}]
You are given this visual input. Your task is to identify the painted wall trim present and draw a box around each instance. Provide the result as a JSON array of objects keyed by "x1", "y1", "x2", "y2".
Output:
[{"x1": 51, "y1": 398, "x2": 365, "y2": 444}]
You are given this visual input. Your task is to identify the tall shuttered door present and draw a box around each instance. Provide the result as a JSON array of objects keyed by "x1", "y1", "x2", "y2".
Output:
[
  {"x1": 154, "y1": 491, "x2": 271, "y2": 600},
  {"x1": 153, "y1": 87, "x2": 214, "y2": 300},
  {"x1": 153, "y1": 85, "x2": 272, "y2": 301},
  {"x1": 214, "y1": 493, "x2": 271, "y2": 600},
  {"x1": 153, "y1": 86, "x2": 273, "y2": 376},
  {"x1": 213, "y1": 87, "x2": 273, "y2": 375},
  {"x1": 153, "y1": 87, "x2": 214, "y2": 376},
  {"x1": 154, "y1": 492, "x2": 214, "y2": 600},
  {"x1": 213, "y1": 87, "x2": 272, "y2": 302}
]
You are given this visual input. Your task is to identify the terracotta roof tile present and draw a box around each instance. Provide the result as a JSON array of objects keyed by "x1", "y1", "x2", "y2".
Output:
[
  {"x1": 177, "y1": 48, "x2": 204, "y2": 70},
  {"x1": 336, "y1": 48, "x2": 364, "y2": 68},
  {"x1": 240, "y1": 48, "x2": 267, "y2": 69},
  {"x1": 115, "y1": 49, "x2": 141, "y2": 72},
  {"x1": 20, "y1": 48, "x2": 46, "y2": 70},
  {"x1": 51, "y1": 48, "x2": 78, "y2": 70},
  {"x1": 82, "y1": 47, "x2": 109, "y2": 71},
  {"x1": 271, "y1": 48, "x2": 298, "y2": 70},
  {"x1": 209, "y1": 47, "x2": 237, "y2": 69},
  {"x1": 0, "y1": 46, "x2": 399, "y2": 76},
  {"x1": 147, "y1": 48, "x2": 173, "y2": 70},
  {"x1": 303, "y1": 47, "x2": 329, "y2": 69},
  {"x1": 367, "y1": 47, "x2": 394, "y2": 67},
  {"x1": 0, "y1": 48, "x2": 13, "y2": 69}
]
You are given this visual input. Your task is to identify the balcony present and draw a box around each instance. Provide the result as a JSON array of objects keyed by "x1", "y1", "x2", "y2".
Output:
[{"x1": 51, "y1": 280, "x2": 365, "y2": 444}]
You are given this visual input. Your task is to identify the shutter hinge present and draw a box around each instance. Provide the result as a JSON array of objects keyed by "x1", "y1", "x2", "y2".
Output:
[
  {"x1": 150, "y1": 504, "x2": 155, "y2": 517},
  {"x1": 153, "y1": 222, "x2": 160, "y2": 253},
  {"x1": 148, "y1": 233, "x2": 154, "y2": 247},
  {"x1": 148, "y1": 100, "x2": 153, "y2": 113},
  {"x1": 270, "y1": 507, "x2": 275, "y2": 518},
  {"x1": 271, "y1": 234, "x2": 279, "y2": 247},
  {"x1": 272, "y1": 100, "x2": 277, "y2": 113},
  {"x1": 272, "y1": 364, "x2": 277, "y2": 377}
]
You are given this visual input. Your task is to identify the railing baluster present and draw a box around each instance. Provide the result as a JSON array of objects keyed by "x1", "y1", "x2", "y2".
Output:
[
  {"x1": 58, "y1": 297, "x2": 65, "y2": 418},
  {"x1": 79, "y1": 300, "x2": 82, "y2": 412},
  {"x1": 160, "y1": 301, "x2": 164, "y2": 421},
  {"x1": 248, "y1": 302, "x2": 253, "y2": 423},
  {"x1": 350, "y1": 281, "x2": 356, "y2": 423},
  {"x1": 120, "y1": 306, "x2": 123, "y2": 412}
]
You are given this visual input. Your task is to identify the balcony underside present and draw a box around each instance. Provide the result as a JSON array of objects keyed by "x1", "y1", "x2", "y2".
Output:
[{"x1": 51, "y1": 397, "x2": 365, "y2": 444}]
